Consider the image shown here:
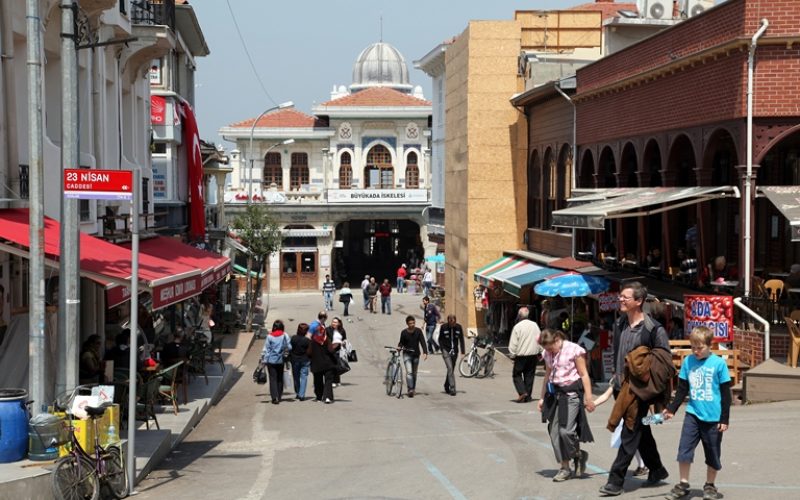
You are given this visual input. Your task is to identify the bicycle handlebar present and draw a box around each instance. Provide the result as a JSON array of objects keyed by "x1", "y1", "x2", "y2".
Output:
[
  {"x1": 52, "y1": 384, "x2": 99, "y2": 413},
  {"x1": 384, "y1": 345, "x2": 413, "y2": 352}
]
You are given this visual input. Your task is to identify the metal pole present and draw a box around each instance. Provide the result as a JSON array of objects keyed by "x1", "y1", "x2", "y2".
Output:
[
  {"x1": 127, "y1": 167, "x2": 140, "y2": 491},
  {"x1": 26, "y1": 0, "x2": 46, "y2": 415},
  {"x1": 57, "y1": 0, "x2": 80, "y2": 401}
]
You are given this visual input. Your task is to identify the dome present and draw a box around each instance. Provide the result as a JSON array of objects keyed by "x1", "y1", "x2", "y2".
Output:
[{"x1": 351, "y1": 42, "x2": 412, "y2": 93}]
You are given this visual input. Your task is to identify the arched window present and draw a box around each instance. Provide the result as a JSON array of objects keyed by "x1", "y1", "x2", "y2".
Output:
[
  {"x1": 364, "y1": 145, "x2": 394, "y2": 189},
  {"x1": 339, "y1": 152, "x2": 352, "y2": 189},
  {"x1": 263, "y1": 152, "x2": 282, "y2": 189},
  {"x1": 289, "y1": 152, "x2": 309, "y2": 190},
  {"x1": 405, "y1": 152, "x2": 419, "y2": 188}
]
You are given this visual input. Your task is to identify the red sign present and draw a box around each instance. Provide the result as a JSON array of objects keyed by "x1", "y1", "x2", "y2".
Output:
[
  {"x1": 598, "y1": 292, "x2": 620, "y2": 312},
  {"x1": 684, "y1": 295, "x2": 734, "y2": 342},
  {"x1": 64, "y1": 169, "x2": 133, "y2": 200},
  {"x1": 151, "y1": 95, "x2": 166, "y2": 125}
]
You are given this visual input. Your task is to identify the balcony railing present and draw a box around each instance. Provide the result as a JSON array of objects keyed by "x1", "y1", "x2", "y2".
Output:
[{"x1": 130, "y1": 0, "x2": 175, "y2": 29}]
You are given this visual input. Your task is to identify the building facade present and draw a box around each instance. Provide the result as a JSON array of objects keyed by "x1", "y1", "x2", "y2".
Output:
[{"x1": 221, "y1": 42, "x2": 435, "y2": 292}]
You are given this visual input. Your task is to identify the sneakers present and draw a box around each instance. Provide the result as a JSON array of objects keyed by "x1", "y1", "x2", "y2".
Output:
[
  {"x1": 552, "y1": 468, "x2": 572, "y2": 482},
  {"x1": 599, "y1": 483, "x2": 623, "y2": 496},
  {"x1": 573, "y1": 450, "x2": 588, "y2": 477},
  {"x1": 645, "y1": 466, "x2": 669, "y2": 485},
  {"x1": 408, "y1": 390, "x2": 415, "y2": 398},
  {"x1": 666, "y1": 481, "x2": 690, "y2": 499},
  {"x1": 632, "y1": 466, "x2": 649, "y2": 477},
  {"x1": 324, "y1": 398, "x2": 333, "y2": 404},
  {"x1": 702, "y1": 483, "x2": 720, "y2": 500}
]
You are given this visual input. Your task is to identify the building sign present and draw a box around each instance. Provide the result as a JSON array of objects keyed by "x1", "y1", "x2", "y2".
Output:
[
  {"x1": 598, "y1": 292, "x2": 620, "y2": 312},
  {"x1": 152, "y1": 275, "x2": 201, "y2": 310},
  {"x1": 151, "y1": 95, "x2": 166, "y2": 125},
  {"x1": 64, "y1": 169, "x2": 133, "y2": 200},
  {"x1": 327, "y1": 189, "x2": 428, "y2": 204},
  {"x1": 152, "y1": 157, "x2": 168, "y2": 200},
  {"x1": 684, "y1": 294, "x2": 734, "y2": 342},
  {"x1": 149, "y1": 58, "x2": 163, "y2": 86}
]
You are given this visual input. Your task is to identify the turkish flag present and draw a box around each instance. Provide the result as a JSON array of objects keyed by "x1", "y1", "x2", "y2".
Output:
[{"x1": 177, "y1": 98, "x2": 205, "y2": 240}]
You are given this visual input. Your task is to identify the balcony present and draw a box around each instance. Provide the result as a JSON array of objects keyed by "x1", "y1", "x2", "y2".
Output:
[{"x1": 130, "y1": 0, "x2": 175, "y2": 29}]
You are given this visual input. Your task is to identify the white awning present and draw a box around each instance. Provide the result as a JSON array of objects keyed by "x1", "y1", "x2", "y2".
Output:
[
  {"x1": 552, "y1": 186, "x2": 739, "y2": 230},
  {"x1": 759, "y1": 186, "x2": 800, "y2": 242},
  {"x1": 281, "y1": 229, "x2": 331, "y2": 237}
]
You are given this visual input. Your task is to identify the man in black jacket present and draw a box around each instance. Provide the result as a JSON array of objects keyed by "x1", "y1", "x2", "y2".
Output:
[
  {"x1": 438, "y1": 314, "x2": 465, "y2": 396},
  {"x1": 398, "y1": 315, "x2": 428, "y2": 397}
]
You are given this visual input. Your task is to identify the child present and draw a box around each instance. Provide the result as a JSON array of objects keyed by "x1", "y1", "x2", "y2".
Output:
[
  {"x1": 593, "y1": 386, "x2": 649, "y2": 477},
  {"x1": 663, "y1": 326, "x2": 732, "y2": 500}
]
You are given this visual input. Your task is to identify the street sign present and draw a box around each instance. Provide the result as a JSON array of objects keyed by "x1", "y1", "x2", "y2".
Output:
[{"x1": 64, "y1": 169, "x2": 133, "y2": 200}]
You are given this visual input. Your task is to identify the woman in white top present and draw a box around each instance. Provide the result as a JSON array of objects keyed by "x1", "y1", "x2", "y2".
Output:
[{"x1": 326, "y1": 317, "x2": 347, "y2": 386}]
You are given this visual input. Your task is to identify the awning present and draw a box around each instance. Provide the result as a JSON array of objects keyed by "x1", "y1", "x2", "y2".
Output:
[
  {"x1": 474, "y1": 256, "x2": 529, "y2": 286},
  {"x1": 552, "y1": 186, "x2": 739, "y2": 229},
  {"x1": 758, "y1": 186, "x2": 800, "y2": 242},
  {"x1": 0, "y1": 209, "x2": 202, "y2": 310},
  {"x1": 225, "y1": 236, "x2": 250, "y2": 254},
  {"x1": 500, "y1": 266, "x2": 563, "y2": 297},
  {"x1": 122, "y1": 236, "x2": 231, "y2": 291},
  {"x1": 281, "y1": 229, "x2": 331, "y2": 237}
]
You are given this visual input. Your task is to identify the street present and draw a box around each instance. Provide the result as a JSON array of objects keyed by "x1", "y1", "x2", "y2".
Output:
[{"x1": 135, "y1": 292, "x2": 800, "y2": 500}]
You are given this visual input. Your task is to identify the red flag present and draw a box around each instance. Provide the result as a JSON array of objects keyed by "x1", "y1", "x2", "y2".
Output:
[{"x1": 178, "y1": 99, "x2": 205, "y2": 240}]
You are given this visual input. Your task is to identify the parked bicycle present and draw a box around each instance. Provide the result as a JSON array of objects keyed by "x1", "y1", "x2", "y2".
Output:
[
  {"x1": 50, "y1": 385, "x2": 128, "y2": 500},
  {"x1": 459, "y1": 337, "x2": 496, "y2": 379},
  {"x1": 384, "y1": 346, "x2": 412, "y2": 398}
]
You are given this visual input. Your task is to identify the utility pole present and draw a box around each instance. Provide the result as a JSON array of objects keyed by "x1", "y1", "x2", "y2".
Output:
[
  {"x1": 26, "y1": 0, "x2": 45, "y2": 414},
  {"x1": 57, "y1": 0, "x2": 80, "y2": 400}
]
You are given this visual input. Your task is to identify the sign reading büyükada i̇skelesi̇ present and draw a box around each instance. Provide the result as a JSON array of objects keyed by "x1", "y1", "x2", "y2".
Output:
[
  {"x1": 327, "y1": 189, "x2": 428, "y2": 203},
  {"x1": 684, "y1": 294, "x2": 734, "y2": 342},
  {"x1": 64, "y1": 169, "x2": 133, "y2": 201}
]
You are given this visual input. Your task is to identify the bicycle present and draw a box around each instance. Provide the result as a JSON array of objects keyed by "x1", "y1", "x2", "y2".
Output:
[
  {"x1": 459, "y1": 337, "x2": 496, "y2": 379},
  {"x1": 383, "y1": 346, "x2": 411, "y2": 398},
  {"x1": 50, "y1": 385, "x2": 129, "y2": 500}
]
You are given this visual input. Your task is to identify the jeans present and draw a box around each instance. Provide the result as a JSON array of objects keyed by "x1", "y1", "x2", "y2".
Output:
[
  {"x1": 362, "y1": 289, "x2": 369, "y2": 309},
  {"x1": 402, "y1": 353, "x2": 420, "y2": 391},
  {"x1": 343, "y1": 300, "x2": 350, "y2": 316},
  {"x1": 423, "y1": 281, "x2": 433, "y2": 297},
  {"x1": 266, "y1": 363, "x2": 284, "y2": 402},
  {"x1": 323, "y1": 291, "x2": 334, "y2": 311},
  {"x1": 442, "y1": 351, "x2": 457, "y2": 393},
  {"x1": 396, "y1": 277, "x2": 405, "y2": 293},
  {"x1": 512, "y1": 355, "x2": 538, "y2": 397},
  {"x1": 291, "y1": 358, "x2": 310, "y2": 399},
  {"x1": 425, "y1": 324, "x2": 439, "y2": 352},
  {"x1": 381, "y1": 295, "x2": 391, "y2": 314}
]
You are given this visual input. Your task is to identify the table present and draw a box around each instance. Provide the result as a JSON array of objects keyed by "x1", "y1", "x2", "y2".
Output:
[{"x1": 769, "y1": 272, "x2": 789, "y2": 279}]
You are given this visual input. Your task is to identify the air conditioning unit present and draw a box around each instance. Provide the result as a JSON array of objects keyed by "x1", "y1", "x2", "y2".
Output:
[
  {"x1": 687, "y1": 0, "x2": 715, "y2": 18},
  {"x1": 637, "y1": 0, "x2": 673, "y2": 20}
]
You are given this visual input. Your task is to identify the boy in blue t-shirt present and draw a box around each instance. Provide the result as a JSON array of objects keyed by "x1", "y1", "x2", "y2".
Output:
[{"x1": 663, "y1": 326, "x2": 732, "y2": 500}]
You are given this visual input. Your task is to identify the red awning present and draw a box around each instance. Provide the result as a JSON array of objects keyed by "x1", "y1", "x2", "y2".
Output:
[
  {"x1": 0, "y1": 209, "x2": 202, "y2": 310},
  {"x1": 122, "y1": 236, "x2": 230, "y2": 291}
]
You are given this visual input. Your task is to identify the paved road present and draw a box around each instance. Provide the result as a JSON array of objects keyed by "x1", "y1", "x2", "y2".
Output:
[{"x1": 136, "y1": 292, "x2": 800, "y2": 499}]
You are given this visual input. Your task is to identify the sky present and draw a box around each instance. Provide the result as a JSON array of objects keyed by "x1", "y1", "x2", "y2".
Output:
[{"x1": 190, "y1": 0, "x2": 575, "y2": 147}]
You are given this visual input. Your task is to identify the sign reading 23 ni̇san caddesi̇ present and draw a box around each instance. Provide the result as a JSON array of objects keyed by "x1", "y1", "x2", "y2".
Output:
[{"x1": 64, "y1": 169, "x2": 133, "y2": 200}]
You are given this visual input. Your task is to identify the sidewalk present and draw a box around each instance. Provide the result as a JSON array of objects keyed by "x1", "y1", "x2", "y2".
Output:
[{"x1": 0, "y1": 328, "x2": 256, "y2": 500}]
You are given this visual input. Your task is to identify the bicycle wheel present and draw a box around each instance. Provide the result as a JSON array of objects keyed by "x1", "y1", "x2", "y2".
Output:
[
  {"x1": 478, "y1": 351, "x2": 496, "y2": 379},
  {"x1": 385, "y1": 361, "x2": 397, "y2": 396},
  {"x1": 458, "y1": 351, "x2": 480, "y2": 377},
  {"x1": 100, "y1": 446, "x2": 128, "y2": 499},
  {"x1": 52, "y1": 454, "x2": 100, "y2": 500},
  {"x1": 388, "y1": 363, "x2": 403, "y2": 397}
]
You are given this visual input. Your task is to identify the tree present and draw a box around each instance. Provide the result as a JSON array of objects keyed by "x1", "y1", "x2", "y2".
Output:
[{"x1": 230, "y1": 205, "x2": 281, "y2": 331}]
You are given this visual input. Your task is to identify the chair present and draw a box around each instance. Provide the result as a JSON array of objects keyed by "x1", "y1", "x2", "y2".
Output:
[
  {"x1": 207, "y1": 336, "x2": 225, "y2": 373},
  {"x1": 136, "y1": 375, "x2": 161, "y2": 430},
  {"x1": 679, "y1": 258, "x2": 698, "y2": 284},
  {"x1": 783, "y1": 317, "x2": 800, "y2": 368},
  {"x1": 790, "y1": 310, "x2": 800, "y2": 323},
  {"x1": 188, "y1": 339, "x2": 209, "y2": 385},
  {"x1": 155, "y1": 361, "x2": 183, "y2": 415},
  {"x1": 764, "y1": 279, "x2": 786, "y2": 323}
]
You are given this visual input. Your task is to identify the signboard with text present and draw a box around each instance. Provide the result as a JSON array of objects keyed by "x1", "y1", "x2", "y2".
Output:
[
  {"x1": 327, "y1": 189, "x2": 428, "y2": 204},
  {"x1": 64, "y1": 169, "x2": 133, "y2": 200},
  {"x1": 684, "y1": 294, "x2": 734, "y2": 342},
  {"x1": 598, "y1": 292, "x2": 620, "y2": 312}
]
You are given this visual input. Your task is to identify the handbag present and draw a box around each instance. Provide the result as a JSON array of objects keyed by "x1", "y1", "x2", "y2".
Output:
[
  {"x1": 253, "y1": 364, "x2": 267, "y2": 385},
  {"x1": 347, "y1": 349, "x2": 358, "y2": 362},
  {"x1": 335, "y1": 355, "x2": 351, "y2": 376}
]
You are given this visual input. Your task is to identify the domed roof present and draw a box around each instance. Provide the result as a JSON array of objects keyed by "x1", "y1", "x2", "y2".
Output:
[{"x1": 351, "y1": 42, "x2": 412, "y2": 93}]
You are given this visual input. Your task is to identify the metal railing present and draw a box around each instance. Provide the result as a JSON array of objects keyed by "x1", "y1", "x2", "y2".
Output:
[{"x1": 130, "y1": 0, "x2": 175, "y2": 29}]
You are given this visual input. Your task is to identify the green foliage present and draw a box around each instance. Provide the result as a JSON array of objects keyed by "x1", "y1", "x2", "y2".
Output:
[{"x1": 230, "y1": 205, "x2": 282, "y2": 259}]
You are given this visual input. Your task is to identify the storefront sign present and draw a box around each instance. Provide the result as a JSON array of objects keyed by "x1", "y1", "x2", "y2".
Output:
[
  {"x1": 684, "y1": 294, "x2": 734, "y2": 342},
  {"x1": 152, "y1": 276, "x2": 201, "y2": 310},
  {"x1": 64, "y1": 169, "x2": 133, "y2": 200},
  {"x1": 151, "y1": 95, "x2": 166, "y2": 125},
  {"x1": 598, "y1": 292, "x2": 620, "y2": 312},
  {"x1": 105, "y1": 285, "x2": 131, "y2": 309},
  {"x1": 149, "y1": 59, "x2": 163, "y2": 86},
  {"x1": 327, "y1": 189, "x2": 428, "y2": 204}
]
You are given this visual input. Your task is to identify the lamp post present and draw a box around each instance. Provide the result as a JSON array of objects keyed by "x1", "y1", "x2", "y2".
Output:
[{"x1": 247, "y1": 101, "x2": 293, "y2": 203}]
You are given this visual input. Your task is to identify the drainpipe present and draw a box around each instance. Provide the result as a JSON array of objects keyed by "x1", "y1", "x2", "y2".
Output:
[
  {"x1": 744, "y1": 19, "x2": 768, "y2": 298},
  {"x1": 555, "y1": 82, "x2": 577, "y2": 258},
  {"x1": 1, "y1": 2, "x2": 20, "y2": 203}
]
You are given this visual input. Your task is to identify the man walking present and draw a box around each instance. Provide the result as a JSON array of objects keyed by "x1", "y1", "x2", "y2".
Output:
[
  {"x1": 599, "y1": 281, "x2": 671, "y2": 496},
  {"x1": 360, "y1": 274, "x2": 370, "y2": 310},
  {"x1": 367, "y1": 277, "x2": 379, "y2": 314},
  {"x1": 421, "y1": 296, "x2": 441, "y2": 353},
  {"x1": 422, "y1": 267, "x2": 434, "y2": 297},
  {"x1": 379, "y1": 278, "x2": 393, "y2": 314},
  {"x1": 322, "y1": 274, "x2": 336, "y2": 311},
  {"x1": 398, "y1": 315, "x2": 428, "y2": 398},
  {"x1": 396, "y1": 264, "x2": 407, "y2": 293},
  {"x1": 508, "y1": 307, "x2": 542, "y2": 403},
  {"x1": 438, "y1": 314, "x2": 465, "y2": 396}
]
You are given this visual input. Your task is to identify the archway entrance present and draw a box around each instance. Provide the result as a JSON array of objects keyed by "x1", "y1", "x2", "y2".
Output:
[{"x1": 332, "y1": 219, "x2": 421, "y2": 287}]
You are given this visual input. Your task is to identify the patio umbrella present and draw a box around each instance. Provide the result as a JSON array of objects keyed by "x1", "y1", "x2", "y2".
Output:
[{"x1": 534, "y1": 272, "x2": 610, "y2": 337}]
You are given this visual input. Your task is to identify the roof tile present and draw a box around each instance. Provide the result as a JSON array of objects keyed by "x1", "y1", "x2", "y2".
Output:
[
  {"x1": 320, "y1": 87, "x2": 431, "y2": 107},
  {"x1": 228, "y1": 108, "x2": 325, "y2": 129}
]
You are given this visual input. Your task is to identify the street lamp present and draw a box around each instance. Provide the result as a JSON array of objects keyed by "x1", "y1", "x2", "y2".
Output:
[{"x1": 247, "y1": 100, "x2": 294, "y2": 202}]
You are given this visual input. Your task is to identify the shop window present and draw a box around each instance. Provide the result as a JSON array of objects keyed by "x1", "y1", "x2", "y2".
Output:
[
  {"x1": 301, "y1": 252, "x2": 316, "y2": 273},
  {"x1": 290, "y1": 152, "x2": 309, "y2": 190},
  {"x1": 282, "y1": 253, "x2": 296, "y2": 274}
]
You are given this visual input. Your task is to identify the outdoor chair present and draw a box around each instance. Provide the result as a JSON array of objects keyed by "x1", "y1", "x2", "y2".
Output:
[
  {"x1": 156, "y1": 361, "x2": 184, "y2": 415},
  {"x1": 679, "y1": 258, "x2": 698, "y2": 284},
  {"x1": 207, "y1": 336, "x2": 225, "y2": 373},
  {"x1": 764, "y1": 279, "x2": 786, "y2": 323},
  {"x1": 790, "y1": 309, "x2": 800, "y2": 323},
  {"x1": 136, "y1": 374, "x2": 161, "y2": 430},
  {"x1": 188, "y1": 339, "x2": 209, "y2": 385},
  {"x1": 783, "y1": 316, "x2": 800, "y2": 368}
]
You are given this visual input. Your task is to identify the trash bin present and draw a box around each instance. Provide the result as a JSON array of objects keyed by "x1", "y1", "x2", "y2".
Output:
[
  {"x1": 28, "y1": 413, "x2": 67, "y2": 461},
  {"x1": 0, "y1": 389, "x2": 29, "y2": 463}
]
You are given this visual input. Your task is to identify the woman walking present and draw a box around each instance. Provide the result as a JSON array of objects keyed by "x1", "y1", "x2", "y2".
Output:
[
  {"x1": 261, "y1": 320, "x2": 291, "y2": 404},
  {"x1": 327, "y1": 317, "x2": 347, "y2": 387},
  {"x1": 537, "y1": 329, "x2": 595, "y2": 482},
  {"x1": 308, "y1": 323, "x2": 336, "y2": 403},
  {"x1": 290, "y1": 323, "x2": 311, "y2": 401},
  {"x1": 339, "y1": 282, "x2": 353, "y2": 316}
]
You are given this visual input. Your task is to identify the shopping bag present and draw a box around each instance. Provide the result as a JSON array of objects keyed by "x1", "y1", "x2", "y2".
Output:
[
  {"x1": 253, "y1": 364, "x2": 267, "y2": 384},
  {"x1": 347, "y1": 349, "x2": 358, "y2": 362},
  {"x1": 335, "y1": 356, "x2": 351, "y2": 376},
  {"x1": 610, "y1": 421, "x2": 623, "y2": 449}
]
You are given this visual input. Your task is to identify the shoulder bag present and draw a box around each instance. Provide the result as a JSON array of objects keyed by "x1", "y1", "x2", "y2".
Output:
[{"x1": 253, "y1": 364, "x2": 267, "y2": 385}]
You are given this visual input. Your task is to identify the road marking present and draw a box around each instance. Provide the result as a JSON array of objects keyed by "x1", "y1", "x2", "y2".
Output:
[
  {"x1": 488, "y1": 453, "x2": 506, "y2": 464},
  {"x1": 418, "y1": 456, "x2": 468, "y2": 500}
]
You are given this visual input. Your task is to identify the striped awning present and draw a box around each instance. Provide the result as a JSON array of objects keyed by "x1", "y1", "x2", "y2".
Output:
[
  {"x1": 501, "y1": 266, "x2": 563, "y2": 297},
  {"x1": 474, "y1": 256, "x2": 528, "y2": 286}
]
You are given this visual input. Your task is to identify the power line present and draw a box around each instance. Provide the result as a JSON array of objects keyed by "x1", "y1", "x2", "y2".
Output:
[{"x1": 225, "y1": 0, "x2": 278, "y2": 107}]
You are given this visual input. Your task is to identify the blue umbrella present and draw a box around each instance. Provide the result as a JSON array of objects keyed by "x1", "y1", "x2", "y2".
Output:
[{"x1": 534, "y1": 272, "x2": 610, "y2": 297}]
